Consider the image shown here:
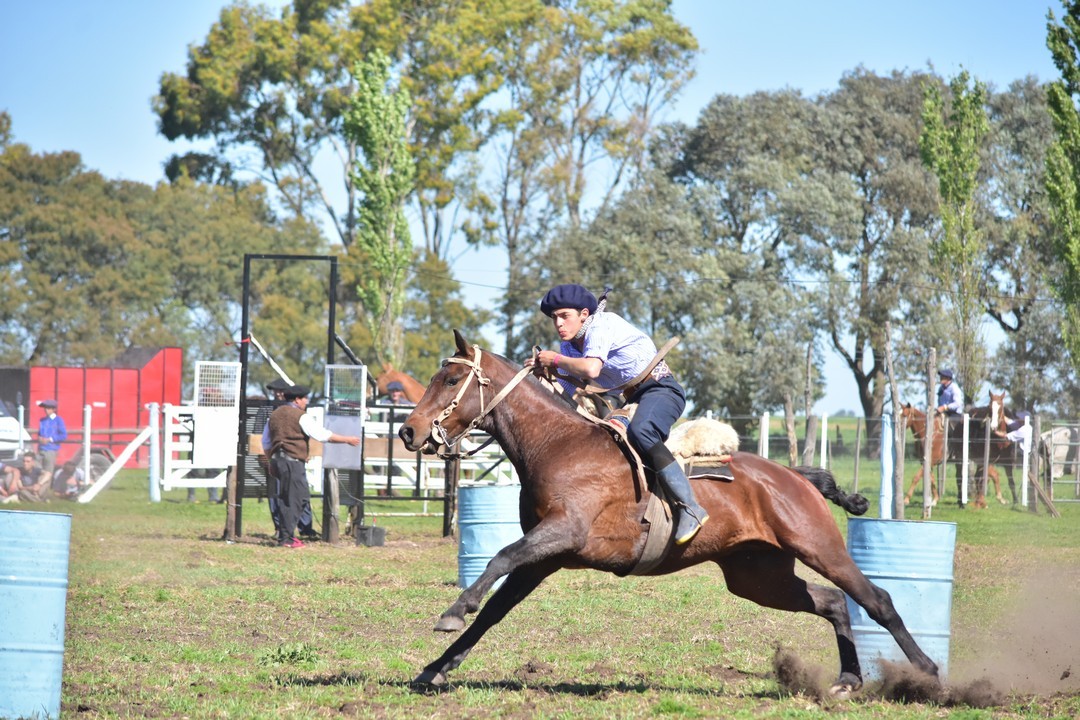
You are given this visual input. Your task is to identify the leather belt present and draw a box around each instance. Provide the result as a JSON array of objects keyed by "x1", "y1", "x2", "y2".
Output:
[{"x1": 623, "y1": 361, "x2": 672, "y2": 401}]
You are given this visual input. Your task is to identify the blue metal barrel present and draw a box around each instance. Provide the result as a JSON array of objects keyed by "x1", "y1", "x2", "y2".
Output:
[
  {"x1": 0, "y1": 509, "x2": 72, "y2": 720},
  {"x1": 457, "y1": 484, "x2": 523, "y2": 589},
  {"x1": 845, "y1": 517, "x2": 957, "y2": 681}
]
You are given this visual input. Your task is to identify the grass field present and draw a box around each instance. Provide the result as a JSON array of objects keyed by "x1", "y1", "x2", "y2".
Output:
[{"x1": 16, "y1": 451, "x2": 1080, "y2": 718}]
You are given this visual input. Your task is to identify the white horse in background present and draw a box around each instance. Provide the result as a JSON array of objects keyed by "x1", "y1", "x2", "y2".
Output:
[{"x1": 1041, "y1": 425, "x2": 1080, "y2": 486}]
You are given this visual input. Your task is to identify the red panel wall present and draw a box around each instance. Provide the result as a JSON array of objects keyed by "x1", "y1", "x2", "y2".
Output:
[{"x1": 27, "y1": 348, "x2": 183, "y2": 467}]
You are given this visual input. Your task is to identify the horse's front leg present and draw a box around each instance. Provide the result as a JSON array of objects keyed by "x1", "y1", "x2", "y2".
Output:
[
  {"x1": 414, "y1": 563, "x2": 558, "y2": 689},
  {"x1": 434, "y1": 517, "x2": 585, "y2": 632},
  {"x1": 988, "y1": 465, "x2": 1007, "y2": 504},
  {"x1": 1002, "y1": 466, "x2": 1017, "y2": 505}
]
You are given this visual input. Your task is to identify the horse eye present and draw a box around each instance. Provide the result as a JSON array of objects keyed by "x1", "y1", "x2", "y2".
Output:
[{"x1": 446, "y1": 376, "x2": 459, "y2": 387}]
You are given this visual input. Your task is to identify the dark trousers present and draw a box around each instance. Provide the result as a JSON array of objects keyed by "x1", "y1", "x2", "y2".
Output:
[
  {"x1": 625, "y1": 375, "x2": 686, "y2": 465},
  {"x1": 267, "y1": 468, "x2": 313, "y2": 538},
  {"x1": 271, "y1": 453, "x2": 310, "y2": 542}
]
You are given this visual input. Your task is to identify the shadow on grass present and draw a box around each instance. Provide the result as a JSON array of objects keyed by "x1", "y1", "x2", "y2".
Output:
[{"x1": 276, "y1": 667, "x2": 764, "y2": 699}]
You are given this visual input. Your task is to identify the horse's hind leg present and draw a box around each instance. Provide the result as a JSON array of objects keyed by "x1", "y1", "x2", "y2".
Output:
[
  {"x1": 804, "y1": 550, "x2": 939, "y2": 681},
  {"x1": 414, "y1": 565, "x2": 555, "y2": 689},
  {"x1": 903, "y1": 466, "x2": 924, "y2": 505},
  {"x1": 718, "y1": 548, "x2": 863, "y2": 696},
  {"x1": 777, "y1": 520, "x2": 940, "y2": 682}
]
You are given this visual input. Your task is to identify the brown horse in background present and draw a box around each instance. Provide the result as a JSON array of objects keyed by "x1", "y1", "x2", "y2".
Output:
[
  {"x1": 398, "y1": 331, "x2": 938, "y2": 693},
  {"x1": 900, "y1": 392, "x2": 1016, "y2": 509},
  {"x1": 375, "y1": 363, "x2": 427, "y2": 404}
]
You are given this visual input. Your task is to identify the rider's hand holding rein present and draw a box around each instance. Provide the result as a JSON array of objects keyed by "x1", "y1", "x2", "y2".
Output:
[{"x1": 527, "y1": 349, "x2": 600, "y2": 380}]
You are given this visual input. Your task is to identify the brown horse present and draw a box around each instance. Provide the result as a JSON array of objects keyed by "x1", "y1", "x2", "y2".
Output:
[
  {"x1": 398, "y1": 331, "x2": 939, "y2": 693},
  {"x1": 900, "y1": 392, "x2": 1016, "y2": 508},
  {"x1": 375, "y1": 363, "x2": 427, "y2": 404}
]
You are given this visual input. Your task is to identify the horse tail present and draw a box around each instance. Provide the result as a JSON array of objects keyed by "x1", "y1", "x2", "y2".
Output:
[{"x1": 793, "y1": 466, "x2": 869, "y2": 516}]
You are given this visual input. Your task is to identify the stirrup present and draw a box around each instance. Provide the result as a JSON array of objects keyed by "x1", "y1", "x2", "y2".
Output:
[{"x1": 674, "y1": 508, "x2": 709, "y2": 545}]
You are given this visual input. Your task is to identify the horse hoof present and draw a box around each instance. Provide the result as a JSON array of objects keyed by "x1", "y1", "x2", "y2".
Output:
[
  {"x1": 829, "y1": 673, "x2": 861, "y2": 698},
  {"x1": 434, "y1": 614, "x2": 465, "y2": 633},
  {"x1": 997, "y1": 496, "x2": 1007, "y2": 505},
  {"x1": 411, "y1": 668, "x2": 449, "y2": 692}
]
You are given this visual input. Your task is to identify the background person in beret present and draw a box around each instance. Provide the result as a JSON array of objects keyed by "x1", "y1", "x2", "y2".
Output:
[
  {"x1": 526, "y1": 283, "x2": 709, "y2": 545},
  {"x1": 36, "y1": 399, "x2": 67, "y2": 474},
  {"x1": 266, "y1": 383, "x2": 361, "y2": 548},
  {"x1": 935, "y1": 369, "x2": 964, "y2": 416},
  {"x1": 385, "y1": 380, "x2": 413, "y2": 407},
  {"x1": 260, "y1": 378, "x2": 317, "y2": 540}
]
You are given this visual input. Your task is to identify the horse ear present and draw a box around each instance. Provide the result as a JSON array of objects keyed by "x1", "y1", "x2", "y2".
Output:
[{"x1": 453, "y1": 329, "x2": 470, "y2": 356}]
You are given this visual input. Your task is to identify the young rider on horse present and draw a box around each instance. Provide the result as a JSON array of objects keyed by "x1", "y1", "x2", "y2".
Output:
[{"x1": 526, "y1": 283, "x2": 709, "y2": 544}]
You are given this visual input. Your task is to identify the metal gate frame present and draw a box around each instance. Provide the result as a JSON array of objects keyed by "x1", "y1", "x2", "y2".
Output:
[{"x1": 232, "y1": 254, "x2": 339, "y2": 540}]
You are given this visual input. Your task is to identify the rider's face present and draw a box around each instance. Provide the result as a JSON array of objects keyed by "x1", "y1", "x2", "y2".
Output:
[{"x1": 552, "y1": 308, "x2": 588, "y2": 342}]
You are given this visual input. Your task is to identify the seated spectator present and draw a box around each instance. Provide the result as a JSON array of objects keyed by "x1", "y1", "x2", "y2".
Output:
[
  {"x1": 1, "y1": 451, "x2": 53, "y2": 503},
  {"x1": 1, "y1": 457, "x2": 24, "y2": 503},
  {"x1": 52, "y1": 460, "x2": 86, "y2": 499}
]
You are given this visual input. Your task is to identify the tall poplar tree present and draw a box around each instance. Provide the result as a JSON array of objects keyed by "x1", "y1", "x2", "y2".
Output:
[
  {"x1": 920, "y1": 70, "x2": 991, "y2": 397},
  {"x1": 1046, "y1": 1, "x2": 1080, "y2": 370},
  {"x1": 344, "y1": 50, "x2": 415, "y2": 367}
]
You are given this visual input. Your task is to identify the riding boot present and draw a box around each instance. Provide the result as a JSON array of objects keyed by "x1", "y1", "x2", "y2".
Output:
[{"x1": 646, "y1": 441, "x2": 709, "y2": 545}]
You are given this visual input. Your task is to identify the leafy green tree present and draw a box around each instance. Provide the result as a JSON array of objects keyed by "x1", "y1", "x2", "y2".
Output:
[
  {"x1": 0, "y1": 141, "x2": 166, "y2": 364},
  {"x1": 1045, "y1": 0, "x2": 1080, "y2": 371},
  {"x1": 403, "y1": 250, "x2": 492, "y2": 381},
  {"x1": 811, "y1": 69, "x2": 944, "y2": 430},
  {"x1": 982, "y1": 77, "x2": 1072, "y2": 413},
  {"x1": 469, "y1": 0, "x2": 698, "y2": 358},
  {"x1": 154, "y1": 0, "x2": 514, "y2": 260},
  {"x1": 665, "y1": 92, "x2": 824, "y2": 425},
  {"x1": 920, "y1": 70, "x2": 991, "y2": 398},
  {"x1": 155, "y1": 1, "x2": 372, "y2": 245},
  {"x1": 344, "y1": 49, "x2": 415, "y2": 367},
  {"x1": 0, "y1": 117, "x2": 330, "y2": 385}
]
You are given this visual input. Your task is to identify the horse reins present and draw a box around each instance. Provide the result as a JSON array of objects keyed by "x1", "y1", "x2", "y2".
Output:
[{"x1": 428, "y1": 345, "x2": 535, "y2": 458}]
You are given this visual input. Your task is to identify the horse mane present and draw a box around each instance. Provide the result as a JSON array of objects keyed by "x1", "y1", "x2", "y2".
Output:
[{"x1": 480, "y1": 349, "x2": 601, "y2": 424}]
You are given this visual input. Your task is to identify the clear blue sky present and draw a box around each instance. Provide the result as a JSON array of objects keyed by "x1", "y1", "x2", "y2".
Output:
[{"x1": 0, "y1": 1, "x2": 1063, "y2": 413}]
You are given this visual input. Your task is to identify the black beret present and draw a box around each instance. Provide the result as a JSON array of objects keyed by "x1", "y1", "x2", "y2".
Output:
[
  {"x1": 266, "y1": 378, "x2": 292, "y2": 392},
  {"x1": 938, "y1": 369, "x2": 954, "y2": 380},
  {"x1": 539, "y1": 284, "x2": 598, "y2": 317},
  {"x1": 283, "y1": 384, "x2": 310, "y2": 399}
]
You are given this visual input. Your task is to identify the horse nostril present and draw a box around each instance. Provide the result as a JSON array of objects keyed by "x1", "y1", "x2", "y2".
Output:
[{"x1": 399, "y1": 425, "x2": 413, "y2": 446}]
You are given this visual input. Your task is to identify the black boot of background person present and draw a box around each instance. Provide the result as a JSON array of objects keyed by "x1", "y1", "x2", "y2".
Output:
[{"x1": 647, "y1": 441, "x2": 709, "y2": 545}]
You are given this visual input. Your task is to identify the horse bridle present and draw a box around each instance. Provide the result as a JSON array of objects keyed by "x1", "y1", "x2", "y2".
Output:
[{"x1": 427, "y1": 345, "x2": 534, "y2": 458}]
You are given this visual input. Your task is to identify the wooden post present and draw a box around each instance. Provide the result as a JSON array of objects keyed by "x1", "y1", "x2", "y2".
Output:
[
  {"x1": 1032, "y1": 414, "x2": 1043, "y2": 501},
  {"x1": 784, "y1": 392, "x2": 799, "y2": 466},
  {"x1": 223, "y1": 465, "x2": 237, "y2": 541},
  {"x1": 325, "y1": 468, "x2": 340, "y2": 544},
  {"x1": 939, "y1": 414, "x2": 949, "y2": 501},
  {"x1": 802, "y1": 416, "x2": 818, "y2": 467},
  {"x1": 443, "y1": 454, "x2": 460, "y2": 539},
  {"x1": 884, "y1": 322, "x2": 905, "y2": 518}
]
